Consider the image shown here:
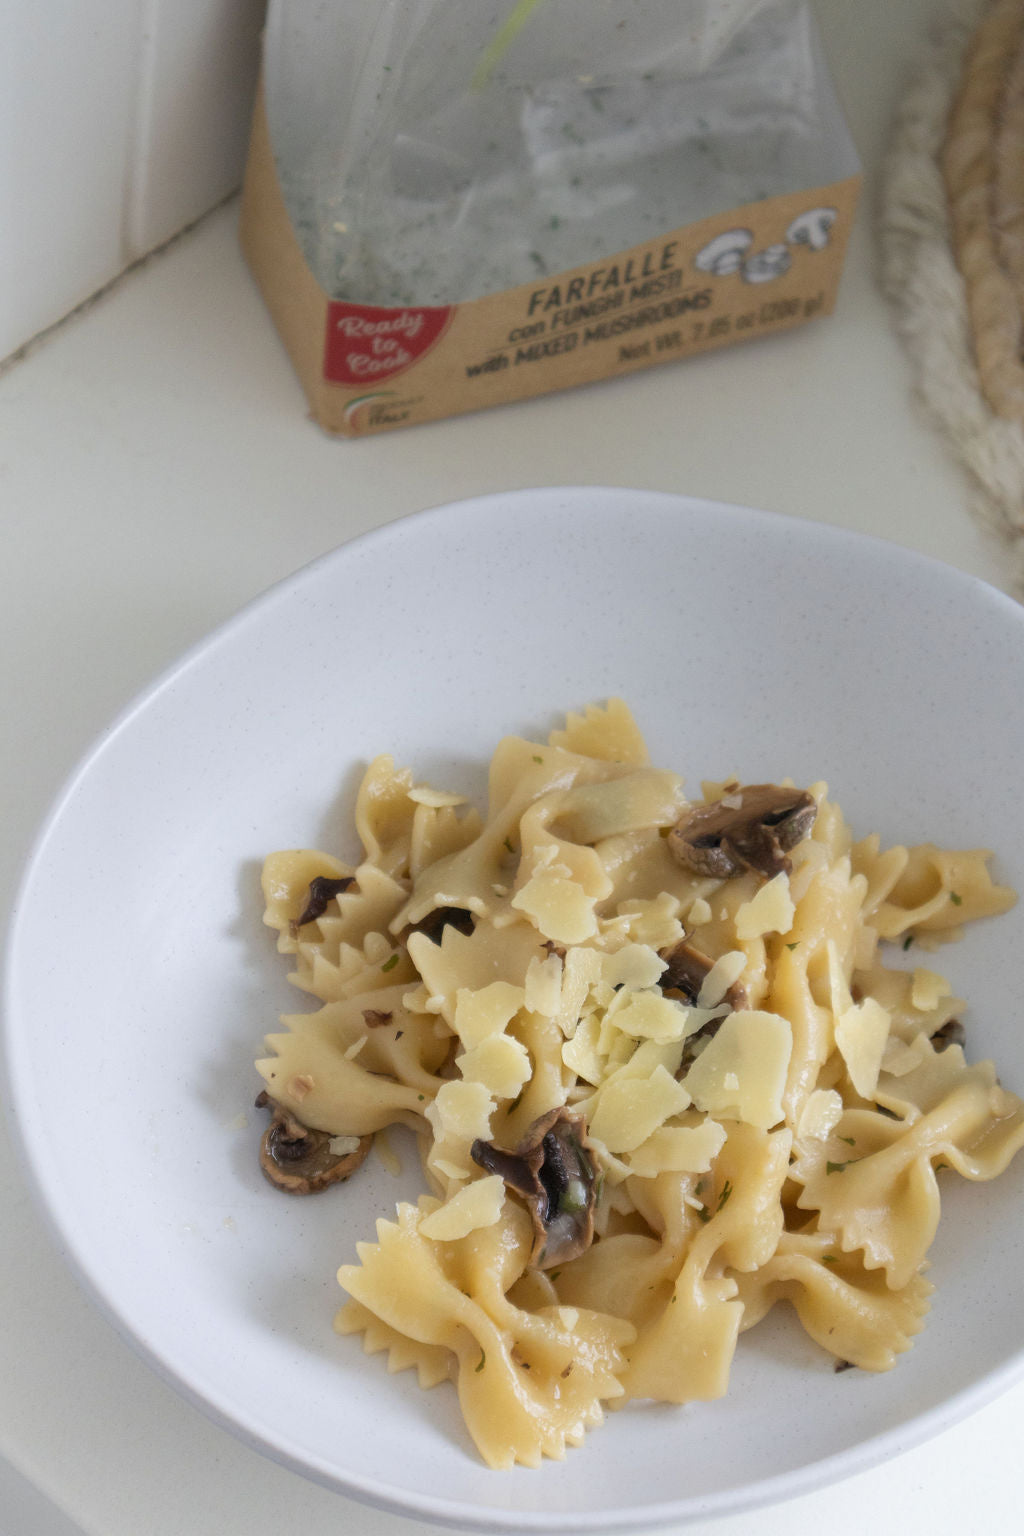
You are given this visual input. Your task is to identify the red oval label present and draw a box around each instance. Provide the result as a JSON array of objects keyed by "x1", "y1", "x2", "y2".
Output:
[{"x1": 323, "y1": 301, "x2": 454, "y2": 387}]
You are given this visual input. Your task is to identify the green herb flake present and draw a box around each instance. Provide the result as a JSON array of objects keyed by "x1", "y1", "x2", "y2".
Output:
[
  {"x1": 381, "y1": 952, "x2": 399, "y2": 972},
  {"x1": 696, "y1": 1205, "x2": 712, "y2": 1223},
  {"x1": 558, "y1": 1181, "x2": 587, "y2": 1214},
  {"x1": 902, "y1": 934, "x2": 914, "y2": 951},
  {"x1": 716, "y1": 1180, "x2": 734, "y2": 1212},
  {"x1": 837, "y1": 1135, "x2": 856, "y2": 1147},
  {"x1": 475, "y1": 1349, "x2": 486, "y2": 1373},
  {"x1": 548, "y1": 1270, "x2": 561, "y2": 1281},
  {"x1": 786, "y1": 941, "x2": 799, "y2": 950},
  {"x1": 822, "y1": 1254, "x2": 838, "y2": 1265},
  {"x1": 503, "y1": 836, "x2": 516, "y2": 854},
  {"x1": 950, "y1": 891, "x2": 963, "y2": 906},
  {"x1": 532, "y1": 755, "x2": 543, "y2": 763},
  {"x1": 826, "y1": 1160, "x2": 849, "y2": 1175}
]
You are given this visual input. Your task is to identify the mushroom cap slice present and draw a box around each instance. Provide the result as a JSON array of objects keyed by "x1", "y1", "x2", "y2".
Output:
[
  {"x1": 291, "y1": 874, "x2": 356, "y2": 931},
  {"x1": 659, "y1": 938, "x2": 747, "y2": 1011},
  {"x1": 470, "y1": 1108, "x2": 599, "y2": 1269},
  {"x1": 659, "y1": 938, "x2": 746, "y2": 1076},
  {"x1": 255, "y1": 1090, "x2": 372, "y2": 1194},
  {"x1": 668, "y1": 784, "x2": 817, "y2": 879}
]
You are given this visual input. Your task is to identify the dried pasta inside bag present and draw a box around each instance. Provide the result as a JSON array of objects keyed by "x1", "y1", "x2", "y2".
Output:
[
  {"x1": 267, "y1": 0, "x2": 843, "y2": 306},
  {"x1": 253, "y1": 699, "x2": 1022, "y2": 1466}
]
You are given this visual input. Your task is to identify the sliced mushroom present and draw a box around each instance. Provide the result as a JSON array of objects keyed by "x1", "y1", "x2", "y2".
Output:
[
  {"x1": 659, "y1": 939, "x2": 746, "y2": 1075},
  {"x1": 470, "y1": 1108, "x2": 598, "y2": 1268},
  {"x1": 668, "y1": 784, "x2": 817, "y2": 880},
  {"x1": 401, "y1": 906, "x2": 476, "y2": 944},
  {"x1": 290, "y1": 874, "x2": 355, "y2": 935},
  {"x1": 255, "y1": 1090, "x2": 372, "y2": 1194},
  {"x1": 659, "y1": 938, "x2": 748, "y2": 1010},
  {"x1": 931, "y1": 1019, "x2": 966, "y2": 1052}
]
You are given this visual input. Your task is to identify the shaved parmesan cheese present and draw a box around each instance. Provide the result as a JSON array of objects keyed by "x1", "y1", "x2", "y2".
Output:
[
  {"x1": 911, "y1": 968, "x2": 951, "y2": 1012},
  {"x1": 328, "y1": 1134, "x2": 362, "y2": 1157},
  {"x1": 686, "y1": 897, "x2": 713, "y2": 926},
  {"x1": 431, "y1": 1157, "x2": 473, "y2": 1182},
  {"x1": 735, "y1": 873, "x2": 795, "y2": 940},
  {"x1": 453, "y1": 981, "x2": 524, "y2": 1048},
  {"x1": 511, "y1": 872, "x2": 597, "y2": 944},
  {"x1": 683, "y1": 1011, "x2": 792, "y2": 1130},
  {"x1": 835, "y1": 997, "x2": 891, "y2": 1099},
  {"x1": 795, "y1": 1088, "x2": 843, "y2": 1140},
  {"x1": 697, "y1": 950, "x2": 746, "y2": 1007},
  {"x1": 627, "y1": 1119, "x2": 727, "y2": 1176},
  {"x1": 428, "y1": 1080, "x2": 494, "y2": 1143},
  {"x1": 612, "y1": 989, "x2": 690, "y2": 1043},
  {"x1": 555, "y1": 946, "x2": 603, "y2": 1036},
  {"x1": 611, "y1": 1037, "x2": 686, "y2": 1081},
  {"x1": 562, "y1": 1016, "x2": 604, "y2": 1084},
  {"x1": 459, "y1": 1033, "x2": 531, "y2": 1098},
  {"x1": 617, "y1": 893, "x2": 684, "y2": 950},
  {"x1": 524, "y1": 952, "x2": 563, "y2": 1015},
  {"x1": 881, "y1": 1032, "x2": 929, "y2": 1078},
  {"x1": 419, "y1": 1175, "x2": 505, "y2": 1240},
  {"x1": 589, "y1": 1065, "x2": 691, "y2": 1152},
  {"x1": 601, "y1": 943, "x2": 666, "y2": 992}
]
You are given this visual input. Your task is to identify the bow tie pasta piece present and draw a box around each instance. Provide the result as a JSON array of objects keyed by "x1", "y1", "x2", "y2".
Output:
[
  {"x1": 852, "y1": 837, "x2": 1015, "y2": 941},
  {"x1": 251, "y1": 700, "x2": 1022, "y2": 1468},
  {"x1": 733, "y1": 1230, "x2": 934, "y2": 1371},
  {"x1": 793, "y1": 1059, "x2": 1024, "y2": 1288},
  {"x1": 337, "y1": 1196, "x2": 634, "y2": 1469},
  {"x1": 621, "y1": 1121, "x2": 793, "y2": 1403}
]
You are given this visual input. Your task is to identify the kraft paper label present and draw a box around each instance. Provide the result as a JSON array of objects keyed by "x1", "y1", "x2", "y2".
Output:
[{"x1": 240, "y1": 87, "x2": 860, "y2": 438}]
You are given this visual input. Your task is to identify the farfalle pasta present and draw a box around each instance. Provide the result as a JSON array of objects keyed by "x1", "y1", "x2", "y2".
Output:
[{"x1": 252, "y1": 700, "x2": 1023, "y2": 1468}]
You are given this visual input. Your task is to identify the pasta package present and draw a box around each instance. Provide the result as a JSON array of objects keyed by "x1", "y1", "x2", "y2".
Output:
[
  {"x1": 252, "y1": 701, "x2": 1023, "y2": 1469},
  {"x1": 240, "y1": 1, "x2": 860, "y2": 434}
]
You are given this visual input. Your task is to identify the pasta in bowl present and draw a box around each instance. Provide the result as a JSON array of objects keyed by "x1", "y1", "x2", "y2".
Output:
[
  {"x1": 8, "y1": 487, "x2": 1024, "y2": 1528},
  {"x1": 253, "y1": 699, "x2": 1023, "y2": 1471}
]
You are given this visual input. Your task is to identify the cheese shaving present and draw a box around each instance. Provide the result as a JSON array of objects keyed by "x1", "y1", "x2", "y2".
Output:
[
  {"x1": 735, "y1": 872, "x2": 795, "y2": 939},
  {"x1": 419, "y1": 1175, "x2": 505, "y2": 1241},
  {"x1": 835, "y1": 997, "x2": 891, "y2": 1100},
  {"x1": 683, "y1": 1010, "x2": 792, "y2": 1130},
  {"x1": 911, "y1": 967, "x2": 952, "y2": 1012},
  {"x1": 697, "y1": 950, "x2": 746, "y2": 1007}
]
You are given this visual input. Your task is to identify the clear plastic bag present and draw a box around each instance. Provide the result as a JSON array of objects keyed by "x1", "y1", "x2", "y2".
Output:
[{"x1": 265, "y1": 0, "x2": 847, "y2": 306}]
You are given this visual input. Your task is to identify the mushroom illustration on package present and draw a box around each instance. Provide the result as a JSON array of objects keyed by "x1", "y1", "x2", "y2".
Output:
[{"x1": 241, "y1": 0, "x2": 861, "y2": 435}]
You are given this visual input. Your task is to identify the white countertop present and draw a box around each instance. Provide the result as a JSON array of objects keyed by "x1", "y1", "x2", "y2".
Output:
[{"x1": 3, "y1": 3, "x2": 1022, "y2": 1533}]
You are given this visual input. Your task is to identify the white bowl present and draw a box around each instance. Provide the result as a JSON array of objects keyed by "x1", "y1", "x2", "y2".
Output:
[{"x1": 4, "y1": 488, "x2": 1024, "y2": 1532}]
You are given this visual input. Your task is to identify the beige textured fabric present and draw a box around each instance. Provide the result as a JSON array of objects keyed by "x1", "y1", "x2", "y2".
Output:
[{"x1": 880, "y1": 0, "x2": 1024, "y2": 595}]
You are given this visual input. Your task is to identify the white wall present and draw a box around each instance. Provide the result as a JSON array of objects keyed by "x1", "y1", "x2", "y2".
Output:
[{"x1": 0, "y1": 0, "x2": 265, "y2": 362}]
